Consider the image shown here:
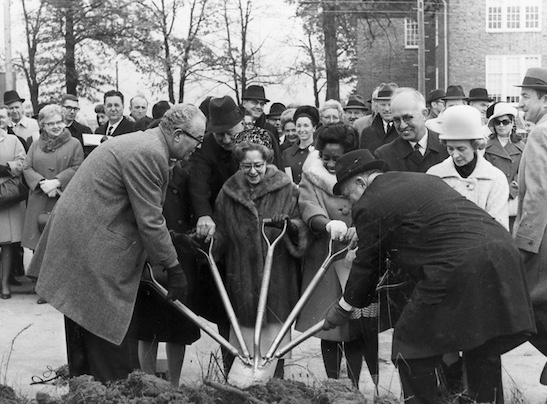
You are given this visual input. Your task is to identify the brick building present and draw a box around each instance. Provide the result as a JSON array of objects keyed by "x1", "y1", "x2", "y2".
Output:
[{"x1": 355, "y1": 0, "x2": 546, "y2": 103}]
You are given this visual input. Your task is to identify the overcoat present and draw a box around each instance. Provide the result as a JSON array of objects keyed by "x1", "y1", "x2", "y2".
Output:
[
  {"x1": 213, "y1": 166, "x2": 308, "y2": 326},
  {"x1": 513, "y1": 114, "x2": 547, "y2": 342},
  {"x1": 484, "y1": 136, "x2": 524, "y2": 201},
  {"x1": 22, "y1": 131, "x2": 84, "y2": 250},
  {"x1": 374, "y1": 130, "x2": 448, "y2": 173},
  {"x1": 427, "y1": 154, "x2": 509, "y2": 229},
  {"x1": 0, "y1": 131, "x2": 26, "y2": 244},
  {"x1": 30, "y1": 128, "x2": 179, "y2": 345},
  {"x1": 359, "y1": 114, "x2": 398, "y2": 153},
  {"x1": 344, "y1": 172, "x2": 535, "y2": 360},
  {"x1": 295, "y1": 150, "x2": 353, "y2": 340}
]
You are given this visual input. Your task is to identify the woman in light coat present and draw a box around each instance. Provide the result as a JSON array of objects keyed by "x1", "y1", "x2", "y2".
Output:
[
  {"x1": 296, "y1": 123, "x2": 378, "y2": 388},
  {"x1": 427, "y1": 105, "x2": 509, "y2": 230},
  {"x1": 0, "y1": 127, "x2": 26, "y2": 299}
]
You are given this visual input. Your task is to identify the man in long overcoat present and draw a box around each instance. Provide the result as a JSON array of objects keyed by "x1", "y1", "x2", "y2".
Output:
[
  {"x1": 28, "y1": 104, "x2": 206, "y2": 383},
  {"x1": 323, "y1": 149, "x2": 535, "y2": 404}
]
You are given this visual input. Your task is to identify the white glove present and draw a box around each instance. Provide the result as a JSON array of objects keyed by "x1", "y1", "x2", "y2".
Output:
[
  {"x1": 325, "y1": 220, "x2": 348, "y2": 240},
  {"x1": 40, "y1": 179, "x2": 60, "y2": 195}
]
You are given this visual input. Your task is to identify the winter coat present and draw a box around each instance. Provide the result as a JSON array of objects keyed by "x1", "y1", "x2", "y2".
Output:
[
  {"x1": 283, "y1": 142, "x2": 314, "y2": 184},
  {"x1": 359, "y1": 114, "x2": 398, "y2": 154},
  {"x1": 374, "y1": 130, "x2": 449, "y2": 173},
  {"x1": 484, "y1": 136, "x2": 524, "y2": 200},
  {"x1": 344, "y1": 172, "x2": 535, "y2": 360},
  {"x1": 295, "y1": 150, "x2": 353, "y2": 340},
  {"x1": 30, "y1": 128, "x2": 179, "y2": 345},
  {"x1": 0, "y1": 131, "x2": 26, "y2": 244},
  {"x1": 427, "y1": 154, "x2": 509, "y2": 230},
  {"x1": 213, "y1": 166, "x2": 308, "y2": 326},
  {"x1": 22, "y1": 131, "x2": 84, "y2": 249}
]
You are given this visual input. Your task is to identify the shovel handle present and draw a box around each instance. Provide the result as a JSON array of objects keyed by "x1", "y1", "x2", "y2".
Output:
[{"x1": 273, "y1": 320, "x2": 325, "y2": 360}]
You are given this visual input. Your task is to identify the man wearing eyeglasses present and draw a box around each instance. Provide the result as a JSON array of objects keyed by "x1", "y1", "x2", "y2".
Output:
[
  {"x1": 375, "y1": 88, "x2": 448, "y2": 173},
  {"x1": 28, "y1": 104, "x2": 206, "y2": 383},
  {"x1": 61, "y1": 94, "x2": 92, "y2": 151}
]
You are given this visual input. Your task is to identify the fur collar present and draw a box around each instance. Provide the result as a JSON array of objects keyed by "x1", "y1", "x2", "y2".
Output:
[
  {"x1": 301, "y1": 150, "x2": 337, "y2": 196},
  {"x1": 39, "y1": 128, "x2": 72, "y2": 153},
  {"x1": 223, "y1": 165, "x2": 294, "y2": 210}
]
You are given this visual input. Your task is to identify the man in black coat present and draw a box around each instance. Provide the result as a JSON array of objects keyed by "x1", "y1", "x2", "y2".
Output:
[
  {"x1": 95, "y1": 90, "x2": 136, "y2": 137},
  {"x1": 61, "y1": 94, "x2": 93, "y2": 156},
  {"x1": 375, "y1": 88, "x2": 448, "y2": 173},
  {"x1": 323, "y1": 149, "x2": 535, "y2": 404},
  {"x1": 359, "y1": 83, "x2": 398, "y2": 153}
]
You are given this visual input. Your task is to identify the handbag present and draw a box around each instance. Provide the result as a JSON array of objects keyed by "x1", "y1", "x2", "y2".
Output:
[
  {"x1": 0, "y1": 176, "x2": 28, "y2": 210},
  {"x1": 37, "y1": 196, "x2": 59, "y2": 233}
]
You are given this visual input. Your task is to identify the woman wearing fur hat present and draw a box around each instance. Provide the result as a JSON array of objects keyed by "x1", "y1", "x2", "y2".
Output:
[
  {"x1": 295, "y1": 123, "x2": 378, "y2": 389},
  {"x1": 427, "y1": 105, "x2": 509, "y2": 230},
  {"x1": 212, "y1": 135, "x2": 308, "y2": 378},
  {"x1": 484, "y1": 102, "x2": 525, "y2": 230},
  {"x1": 283, "y1": 105, "x2": 319, "y2": 184}
]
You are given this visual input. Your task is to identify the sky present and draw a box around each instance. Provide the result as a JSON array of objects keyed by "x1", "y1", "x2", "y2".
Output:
[{"x1": 1, "y1": 0, "x2": 356, "y2": 122}]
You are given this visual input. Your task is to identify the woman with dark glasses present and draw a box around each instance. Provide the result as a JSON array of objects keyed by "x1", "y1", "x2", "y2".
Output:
[{"x1": 484, "y1": 102, "x2": 525, "y2": 230}]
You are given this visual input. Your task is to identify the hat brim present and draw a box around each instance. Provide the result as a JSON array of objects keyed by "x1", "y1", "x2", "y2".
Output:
[
  {"x1": 242, "y1": 96, "x2": 270, "y2": 103},
  {"x1": 208, "y1": 109, "x2": 244, "y2": 133},
  {"x1": 333, "y1": 160, "x2": 386, "y2": 196},
  {"x1": 515, "y1": 84, "x2": 547, "y2": 89},
  {"x1": 5, "y1": 97, "x2": 25, "y2": 105},
  {"x1": 468, "y1": 98, "x2": 493, "y2": 102},
  {"x1": 442, "y1": 96, "x2": 467, "y2": 100},
  {"x1": 344, "y1": 106, "x2": 367, "y2": 111}
]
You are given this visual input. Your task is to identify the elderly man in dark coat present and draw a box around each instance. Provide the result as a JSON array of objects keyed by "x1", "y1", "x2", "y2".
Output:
[
  {"x1": 323, "y1": 149, "x2": 535, "y2": 404},
  {"x1": 375, "y1": 88, "x2": 448, "y2": 173},
  {"x1": 359, "y1": 83, "x2": 398, "y2": 153},
  {"x1": 28, "y1": 104, "x2": 206, "y2": 383}
]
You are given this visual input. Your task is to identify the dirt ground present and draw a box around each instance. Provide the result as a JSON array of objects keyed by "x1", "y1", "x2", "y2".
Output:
[{"x1": 2, "y1": 277, "x2": 547, "y2": 403}]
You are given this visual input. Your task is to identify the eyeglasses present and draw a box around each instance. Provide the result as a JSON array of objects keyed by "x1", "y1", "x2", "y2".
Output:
[
  {"x1": 63, "y1": 106, "x2": 80, "y2": 112},
  {"x1": 392, "y1": 115, "x2": 414, "y2": 125},
  {"x1": 240, "y1": 162, "x2": 266, "y2": 171},
  {"x1": 494, "y1": 118, "x2": 512, "y2": 126},
  {"x1": 177, "y1": 128, "x2": 203, "y2": 144},
  {"x1": 44, "y1": 120, "x2": 65, "y2": 128}
]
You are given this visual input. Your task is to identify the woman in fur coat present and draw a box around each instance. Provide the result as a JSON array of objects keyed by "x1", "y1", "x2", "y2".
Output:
[
  {"x1": 295, "y1": 123, "x2": 378, "y2": 388},
  {"x1": 213, "y1": 137, "x2": 308, "y2": 378}
]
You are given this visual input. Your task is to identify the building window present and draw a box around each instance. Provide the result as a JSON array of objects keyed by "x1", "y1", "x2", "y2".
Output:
[
  {"x1": 404, "y1": 18, "x2": 418, "y2": 49},
  {"x1": 486, "y1": 0, "x2": 541, "y2": 32},
  {"x1": 485, "y1": 54, "x2": 541, "y2": 103}
]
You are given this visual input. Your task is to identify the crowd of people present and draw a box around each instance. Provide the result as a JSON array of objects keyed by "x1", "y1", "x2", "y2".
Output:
[{"x1": 1, "y1": 66, "x2": 547, "y2": 403}]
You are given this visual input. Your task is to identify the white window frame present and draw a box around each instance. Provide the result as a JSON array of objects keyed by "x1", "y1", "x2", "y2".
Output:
[
  {"x1": 485, "y1": 54, "x2": 541, "y2": 103},
  {"x1": 404, "y1": 18, "x2": 418, "y2": 49},
  {"x1": 486, "y1": 0, "x2": 541, "y2": 32}
]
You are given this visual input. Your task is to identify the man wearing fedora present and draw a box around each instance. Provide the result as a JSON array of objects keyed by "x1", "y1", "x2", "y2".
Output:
[
  {"x1": 359, "y1": 83, "x2": 399, "y2": 153},
  {"x1": 266, "y1": 102, "x2": 286, "y2": 140},
  {"x1": 321, "y1": 148, "x2": 534, "y2": 403},
  {"x1": 375, "y1": 88, "x2": 448, "y2": 173},
  {"x1": 241, "y1": 85, "x2": 277, "y2": 136},
  {"x1": 343, "y1": 94, "x2": 368, "y2": 126},
  {"x1": 3, "y1": 90, "x2": 39, "y2": 143},
  {"x1": 468, "y1": 88, "x2": 493, "y2": 125},
  {"x1": 513, "y1": 67, "x2": 547, "y2": 363},
  {"x1": 425, "y1": 89, "x2": 445, "y2": 120}
]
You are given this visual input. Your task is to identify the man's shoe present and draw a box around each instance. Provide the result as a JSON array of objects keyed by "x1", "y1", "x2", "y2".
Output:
[
  {"x1": 8, "y1": 274, "x2": 21, "y2": 286},
  {"x1": 37, "y1": 297, "x2": 47, "y2": 304}
]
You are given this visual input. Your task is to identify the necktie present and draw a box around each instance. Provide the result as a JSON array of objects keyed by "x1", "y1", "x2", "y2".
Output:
[
  {"x1": 411, "y1": 143, "x2": 423, "y2": 163},
  {"x1": 107, "y1": 126, "x2": 113, "y2": 137}
]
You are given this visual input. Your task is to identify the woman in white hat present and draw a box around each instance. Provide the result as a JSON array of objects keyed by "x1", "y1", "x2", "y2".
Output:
[
  {"x1": 484, "y1": 102, "x2": 525, "y2": 230},
  {"x1": 427, "y1": 105, "x2": 509, "y2": 230}
]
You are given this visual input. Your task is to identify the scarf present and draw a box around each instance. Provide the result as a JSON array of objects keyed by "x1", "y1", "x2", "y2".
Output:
[
  {"x1": 455, "y1": 153, "x2": 478, "y2": 179},
  {"x1": 39, "y1": 128, "x2": 72, "y2": 153}
]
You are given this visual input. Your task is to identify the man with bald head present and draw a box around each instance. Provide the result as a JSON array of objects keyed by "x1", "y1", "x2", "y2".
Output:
[{"x1": 374, "y1": 88, "x2": 448, "y2": 173}]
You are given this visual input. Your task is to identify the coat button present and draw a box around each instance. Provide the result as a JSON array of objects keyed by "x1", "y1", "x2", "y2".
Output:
[
  {"x1": 341, "y1": 207, "x2": 350, "y2": 215},
  {"x1": 172, "y1": 189, "x2": 178, "y2": 194},
  {"x1": 178, "y1": 220, "x2": 183, "y2": 225},
  {"x1": 48, "y1": 167, "x2": 55, "y2": 171}
]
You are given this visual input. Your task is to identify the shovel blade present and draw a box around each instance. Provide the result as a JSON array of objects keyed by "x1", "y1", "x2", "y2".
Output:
[{"x1": 227, "y1": 356, "x2": 277, "y2": 388}]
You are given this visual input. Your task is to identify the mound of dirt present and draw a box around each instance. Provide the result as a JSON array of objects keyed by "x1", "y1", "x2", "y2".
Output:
[{"x1": 20, "y1": 372, "x2": 366, "y2": 404}]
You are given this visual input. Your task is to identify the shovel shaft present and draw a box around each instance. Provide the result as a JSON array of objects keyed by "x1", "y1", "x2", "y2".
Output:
[
  {"x1": 199, "y1": 240, "x2": 250, "y2": 359},
  {"x1": 265, "y1": 241, "x2": 350, "y2": 360},
  {"x1": 274, "y1": 320, "x2": 325, "y2": 359}
]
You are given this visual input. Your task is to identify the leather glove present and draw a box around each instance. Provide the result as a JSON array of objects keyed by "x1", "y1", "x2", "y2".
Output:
[
  {"x1": 271, "y1": 213, "x2": 290, "y2": 229},
  {"x1": 323, "y1": 301, "x2": 352, "y2": 330},
  {"x1": 165, "y1": 264, "x2": 188, "y2": 302},
  {"x1": 325, "y1": 220, "x2": 348, "y2": 241}
]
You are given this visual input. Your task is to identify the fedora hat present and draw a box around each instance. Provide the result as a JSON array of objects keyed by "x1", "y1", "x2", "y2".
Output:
[
  {"x1": 267, "y1": 102, "x2": 286, "y2": 118},
  {"x1": 487, "y1": 102, "x2": 517, "y2": 130},
  {"x1": 3, "y1": 90, "x2": 25, "y2": 105},
  {"x1": 442, "y1": 85, "x2": 467, "y2": 100},
  {"x1": 427, "y1": 89, "x2": 446, "y2": 104},
  {"x1": 515, "y1": 67, "x2": 547, "y2": 90},
  {"x1": 333, "y1": 149, "x2": 386, "y2": 196},
  {"x1": 242, "y1": 85, "x2": 270, "y2": 102},
  {"x1": 374, "y1": 83, "x2": 398, "y2": 100},
  {"x1": 208, "y1": 96, "x2": 245, "y2": 133},
  {"x1": 468, "y1": 88, "x2": 492, "y2": 102},
  {"x1": 344, "y1": 94, "x2": 367, "y2": 110},
  {"x1": 439, "y1": 105, "x2": 485, "y2": 141}
]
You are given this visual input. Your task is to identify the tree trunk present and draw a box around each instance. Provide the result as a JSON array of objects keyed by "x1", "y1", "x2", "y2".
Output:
[
  {"x1": 323, "y1": 1, "x2": 339, "y2": 101},
  {"x1": 65, "y1": 9, "x2": 78, "y2": 95}
]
